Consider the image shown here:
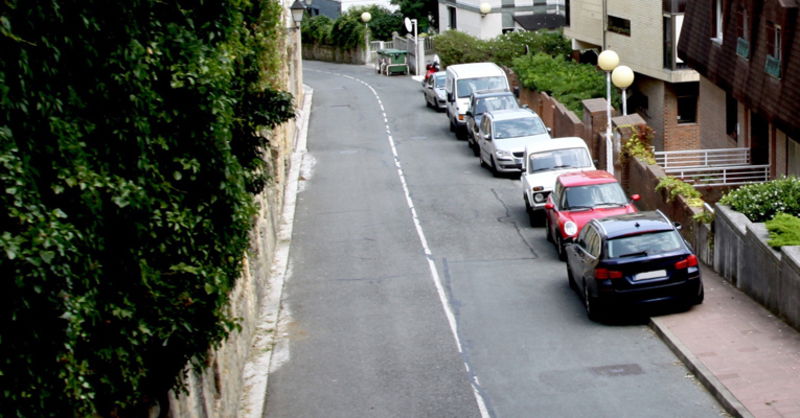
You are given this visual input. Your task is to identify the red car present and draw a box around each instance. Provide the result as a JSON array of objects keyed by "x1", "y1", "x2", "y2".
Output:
[{"x1": 544, "y1": 170, "x2": 640, "y2": 260}]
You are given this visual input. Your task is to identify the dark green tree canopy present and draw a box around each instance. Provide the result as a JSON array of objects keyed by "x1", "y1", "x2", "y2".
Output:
[{"x1": 1, "y1": 0, "x2": 293, "y2": 415}]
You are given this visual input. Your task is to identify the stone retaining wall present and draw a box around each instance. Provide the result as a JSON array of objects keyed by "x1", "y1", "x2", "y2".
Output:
[{"x1": 714, "y1": 205, "x2": 800, "y2": 331}]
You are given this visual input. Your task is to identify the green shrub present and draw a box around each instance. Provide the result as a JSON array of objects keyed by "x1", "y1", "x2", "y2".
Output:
[
  {"x1": 766, "y1": 213, "x2": 800, "y2": 247},
  {"x1": 512, "y1": 53, "x2": 620, "y2": 114},
  {"x1": 655, "y1": 177, "x2": 704, "y2": 207},
  {"x1": 433, "y1": 30, "x2": 492, "y2": 67},
  {"x1": 433, "y1": 29, "x2": 570, "y2": 69},
  {"x1": 487, "y1": 30, "x2": 572, "y2": 67},
  {"x1": 1, "y1": 1, "x2": 294, "y2": 415},
  {"x1": 719, "y1": 177, "x2": 800, "y2": 223},
  {"x1": 621, "y1": 126, "x2": 656, "y2": 165}
]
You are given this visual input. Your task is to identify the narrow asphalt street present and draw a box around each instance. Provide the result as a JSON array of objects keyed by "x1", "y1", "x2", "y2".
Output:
[{"x1": 261, "y1": 60, "x2": 725, "y2": 417}]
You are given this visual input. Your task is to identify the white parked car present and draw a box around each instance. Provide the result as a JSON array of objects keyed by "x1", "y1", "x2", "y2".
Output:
[
  {"x1": 521, "y1": 136, "x2": 596, "y2": 216},
  {"x1": 477, "y1": 108, "x2": 551, "y2": 176}
]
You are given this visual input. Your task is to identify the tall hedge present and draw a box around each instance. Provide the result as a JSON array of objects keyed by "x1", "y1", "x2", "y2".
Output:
[{"x1": 0, "y1": 1, "x2": 294, "y2": 416}]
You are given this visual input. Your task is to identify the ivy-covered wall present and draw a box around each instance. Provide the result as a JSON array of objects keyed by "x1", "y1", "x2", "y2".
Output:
[{"x1": 0, "y1": 1, "x2": 297, "y2": 415}]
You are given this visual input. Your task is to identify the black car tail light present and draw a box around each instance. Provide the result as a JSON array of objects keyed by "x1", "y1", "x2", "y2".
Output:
[
  {"x1": 674, "y1": 254, "x2": 698, "y2": 270},
  {"x1": 595, "y1": 267, "x2": 623, "y2": 279}
]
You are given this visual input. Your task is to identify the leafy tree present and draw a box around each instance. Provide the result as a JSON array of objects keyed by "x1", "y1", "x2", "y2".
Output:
[
  {"x1": 0, "y1": 0, "x2": 294, "y2": 415},
  {"x1": 391, "y1": 0, "x2": 437, "y2": 32},
  {"x1": 302, "y1": 15, "x2": 335, "y2": 45},
  {"x1": 360, "y1": 6, "x2": 404, "y2": 41}
]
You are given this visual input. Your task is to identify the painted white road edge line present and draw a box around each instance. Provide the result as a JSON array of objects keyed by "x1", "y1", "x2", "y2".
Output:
[
  {"x1": 347, "y1": 74, "x2": 491, "y2": 418},
  {"x1": 239, "y1": 84, "x2": 313, "y2": 418}
]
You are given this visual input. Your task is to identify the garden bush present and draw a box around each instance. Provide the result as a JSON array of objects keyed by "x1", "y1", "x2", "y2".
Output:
[
  {"x1": 433, "y1": 29, "x2": 571, "y2": 68},
  {"x1": 1, "y1": 1, "x2": 294, "y2": 415},
  {"x1": 766, "y1": 213, "x2": 800, "y2": 247},
  {"x1": 719, "y1": 177, "x2": 800, "y2": 223},
  {"x1": 512, "y1": 53, "x2": 620, "y2": 115}
]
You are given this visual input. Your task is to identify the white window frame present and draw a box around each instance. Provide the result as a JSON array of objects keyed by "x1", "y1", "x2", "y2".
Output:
[{"x1": 713, "y1": 0, "x2": 723, "y2": 42}]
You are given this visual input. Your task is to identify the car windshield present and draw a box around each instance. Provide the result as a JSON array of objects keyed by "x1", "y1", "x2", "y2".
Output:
[
  {"x1": 607, "y1": 230, "x2": 684, "y2": 258},
  {"x1": 457, "y1": 76, "x2": 507, "y2": 98},
  {"x1": 564, "y1": 183, "x2": 628, "y2": 210},
  {"x1": 475, "y1": 95, "x2": 517, "y2": 115},
  {"x1": 434, "y1": 75, "x2": 446, "y2": 88},
  {"x1": 529, "y1": 147, "x2": 592, "y2": 172},
  {"x1": 493, "y1": 117, "x2": 547, "y2": 139}
]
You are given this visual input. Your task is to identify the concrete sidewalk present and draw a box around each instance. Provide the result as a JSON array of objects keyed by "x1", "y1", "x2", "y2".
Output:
[{"x1": 650, "y1": 263, "x2": 800, "y2": 418}]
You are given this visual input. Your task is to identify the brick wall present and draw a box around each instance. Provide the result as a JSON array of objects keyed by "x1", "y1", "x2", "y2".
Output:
[{"x1": 663, "y1": 84, "x2": 701, "y2": 151}]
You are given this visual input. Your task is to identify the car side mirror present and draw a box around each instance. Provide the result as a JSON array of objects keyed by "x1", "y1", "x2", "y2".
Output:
[
  {"x1": 521, "y1": 104, "x2": 529, "y2": 109},
  {"x1": 447, "y1": 92, "x2": 453, "y2": 101},
  {"x1": 483, "y1": 133, "x2": 491, "y2": 141},
  {"x1": 673, "y1": 222, "x2": 682, "y2": 231},
  {"x1": 547, "y1": 127, "x2": 552, "y2": 134},
  {"x1": 513, "y1": 86, "x2": 520, "y2": 98},
  {"x1": 631, "y1": 194, "x2": 640, "y2": 202},
  {"x1": 593, "y1": 159, "x2": 599, "y2": 166},
  {"x1": 545, "y1": 202, "x2": 554, "y2": 210},
  {"x1": 466, "y1": 111, "x2": 472, "y2": 117}
]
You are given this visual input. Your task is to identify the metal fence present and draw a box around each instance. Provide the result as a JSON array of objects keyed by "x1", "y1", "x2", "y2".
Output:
[
  {"x1": 664, "y1": 164, "x2": 770, "y2": 187},
  {"x1": 655, "y1": 147, "x2": 750, "y2": 168}
]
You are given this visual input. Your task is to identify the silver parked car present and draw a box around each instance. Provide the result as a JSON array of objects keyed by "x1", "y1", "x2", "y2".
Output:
[
  {"x1": 422, "y1": 71, "x2": 446, "y2": 111},
  {"x1": 477, "y1": 108, "x2": 551, "y2": 176}
]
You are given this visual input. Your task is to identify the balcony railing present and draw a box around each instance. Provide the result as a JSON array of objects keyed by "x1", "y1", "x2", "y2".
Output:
[
  {"x1": 663, "y1": 165, "x2": 770, "y2": 187},
  {"x1": 655, "y1": 147, "x2": 750, "y2": 169}
]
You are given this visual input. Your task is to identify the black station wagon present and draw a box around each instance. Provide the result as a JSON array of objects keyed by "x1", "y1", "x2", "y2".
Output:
[{"x1": 565, "y1": 210, "x2": 704, "y2": 321}]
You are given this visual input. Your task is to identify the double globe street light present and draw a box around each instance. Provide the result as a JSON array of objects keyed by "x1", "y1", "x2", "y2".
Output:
[{"x1": 597, "y1": 50, "x2": 635, "y2": 175}]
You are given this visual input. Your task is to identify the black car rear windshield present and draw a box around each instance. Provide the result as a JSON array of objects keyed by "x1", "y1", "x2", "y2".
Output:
[{"x1": 607, "y1": 230, "x2": 684, "y2": 258}]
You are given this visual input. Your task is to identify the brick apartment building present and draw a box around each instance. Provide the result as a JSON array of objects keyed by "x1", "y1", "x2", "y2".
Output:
[
  {"x1": 563, "y1": 0, "x2": 700, "y2": 151},
  {"x1": 678, "y1": 0, "x2": 800, "y2": 177}
]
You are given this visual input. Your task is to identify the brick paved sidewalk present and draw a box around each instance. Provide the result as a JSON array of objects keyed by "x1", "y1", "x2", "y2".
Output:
[{"x1": 650, "y1": 263, "x2": 800, "y2": 418}]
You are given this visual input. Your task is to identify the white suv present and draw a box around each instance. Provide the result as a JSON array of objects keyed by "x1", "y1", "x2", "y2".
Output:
[
  {"x1": 522, "y1": 136, "x2": 596, "y2": 216},
  {"x1": 477, "y1": 108, "x2": 551, "y2": 176}
]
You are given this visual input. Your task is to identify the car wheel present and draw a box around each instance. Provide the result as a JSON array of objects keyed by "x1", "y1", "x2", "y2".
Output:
[
  {"x1": 479, "y1": 154, "x2": 488, "y2": 168},
  {"x1": 691, "y1": 286, "x2": 705, "y2": 306},
  {"x1": 471, "y1": 140, "x2": 480, "y2": 156},
  {"x1": 449, "y1": 117, "x2": 455, "y2": 132},
  {"x1": 490, "y1": 157, "x2": 499, "y2": 177},
  {"x1": 567, "y1": 264, "x2": 577, "y2": 291},
  {"x1": 544, "y1": 213, "x2": 554, "y2": 242},
  {"x1": 583, "y1": 282, "x2": 602, "y2": 321},
  {"x1": 555, "y1": 234, "x2": 566, "y2": 261}
]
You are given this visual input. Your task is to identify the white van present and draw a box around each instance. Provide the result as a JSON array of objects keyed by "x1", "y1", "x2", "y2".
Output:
[
  {"x1": 521, "y1": 137, "x2": 596, "y2": 213},
  {"x1": 445, "y1": 62, "x2": 509, "y2": 138}
]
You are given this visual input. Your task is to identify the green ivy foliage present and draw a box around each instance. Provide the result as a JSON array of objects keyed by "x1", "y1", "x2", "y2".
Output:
[
  {"x1": 655, "y1": 176, "x2": 704, "y2": 207},
  {"x1": 1, "y1": 1, "x2": 294, "y2": 416},
  {"x1": 766, "y1": 213, "x2": 800, "y2": 247},
  {"x1": 512, "y1": 53, "x2": 620, "y2": 115},
  {"x1": 719, "y1": 176, "x2": 800, "y2": 223}
]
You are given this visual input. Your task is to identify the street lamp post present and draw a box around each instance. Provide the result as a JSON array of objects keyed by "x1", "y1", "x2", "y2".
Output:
[
  {"x1": 597, "y1": 49, "x2": 619, "y2": 175},
  {"x1": 361, "y1": 12, "x2": 371, "y2": 64},
  {"x1": 612, "y1": 65, "x2": 634, "y2": 116},
  {"x1": 289, "y1": 0, "x2": 306, "y2": 29},
  {"x1": 404, "y1": 17, "x2": 419, "y2": 76}
]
